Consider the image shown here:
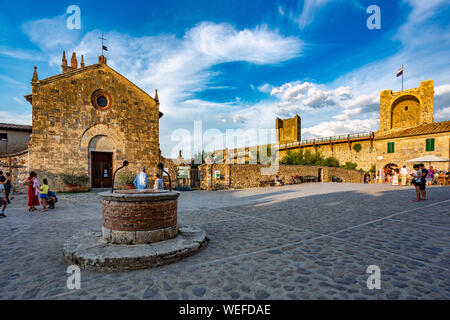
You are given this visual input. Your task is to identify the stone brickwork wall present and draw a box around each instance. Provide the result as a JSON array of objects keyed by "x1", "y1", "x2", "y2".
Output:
[
  {"x1": 379, "y1": 79, "x2": 434, "y2": 133},
  {"x1": 198, "y1": 164, "x2": 364, "y2": 190},
  {"x1": 159, "y1": 157, "x2": 192, "y2": 189},
  {"x1": 0, "y1": 150, "x2": 30, "y2": 193},
  {"x1": 375, "y1": 132, "x2": 450, "y2": 172},
  {"x1": 28, "y1": 57, "x2": 160, "y2": 191},
  {"x1": 279, "y1": 139, "x2": 376, "y2": 171},
  {"x1": 103, "y1": 199, "x2": 177, "y2": 231},
  {"x1": 101, "y1": 192, "x2": 179, "y2": 244}
]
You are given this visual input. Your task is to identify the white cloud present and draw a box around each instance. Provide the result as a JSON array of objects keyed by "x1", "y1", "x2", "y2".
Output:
[
  {"x1": 296, "y1": 0, "x2": 450, "y2": 137},
  {"x1": 279, "y1": 0, "x2": 333, "y2": 29},
  {"x1": 6, "y1": 0, "x2": 449, "y2": 154},
  {"x1": 22, "y1": 14, "x2": 82, "y2": 66},
  {"x1": 296, "y1": 0, "x2": 332, "y2": 29},
  {"x1": 302, "y1": 116, "x2": 379, "y2": 138},
  {"x1": 435, "y1": 84, "x2": 450, "y2": 97},
  {"x1": 0, "y1": 111, "x2": 32, "y2": 125},
  {"x1": 257, "y1": 83, "x2": 272, "y2": 93},
  {"x1": 17, "y1": 16, "x2": 303, "y2": 156},
  {"x1": 268, "y1": 81, "x2": 355, "y2": 118},
  {"x1": 277, "y1": 4, "x2": 285, "y2": 16},
  {"x1": 0, "y1": 75, "x2": 28, "y2": 89},
  {"x1": 334, "y1": 86, "x2": 353, "y2": 100},
  {"x1": 435, "y1": 84, "x2": 450, "y2": 121},
  {"x1": 66, "y1": 22, "x2": 302, "y2": 123},
  {"x1": 232, "y1": 114, "x2": 246, "y2": 124},
  {"x1": 0, "y1": 47, "x2": 46, "y2": 61},
  {"x1": 436, "y1": 107, "x2": 450, "y2": 120},
  {"x1": 13, "y1": 97, "x2": 27, "y2": 105}
]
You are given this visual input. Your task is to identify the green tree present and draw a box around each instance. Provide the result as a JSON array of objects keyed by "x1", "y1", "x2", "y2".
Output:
[
  {"x1": 281, "y1": 150, "x2": 332, "y2": 166},
  {"x1": 322, "y1": 156, "x2": 340, "y2": 167},
  {"x1": 341, "y1": 162, "x2": 358, "y2": 170},
  {"x1": 352, "y1": 143, "x2": 362, "y2": 152}
]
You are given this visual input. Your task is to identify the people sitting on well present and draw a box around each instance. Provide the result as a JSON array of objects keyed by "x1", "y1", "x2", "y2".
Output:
[
  {"x1": 153, "y1": 173, "x2": 165, "y2": 190},
  {"x1": 134, "y1": 167, "x2": 148, "y2": 189}
]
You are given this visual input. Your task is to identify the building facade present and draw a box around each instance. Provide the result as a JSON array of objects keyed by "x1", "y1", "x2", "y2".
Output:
[
  {"x1": 275, "y1": 79, "x2": 449, "y2": 172},
  {"x1": 25, "y1": 51, "x2": 161, "y2": 189},
  {"x1": 0, "y1": 123, "x2": 32, "y2": 155}
]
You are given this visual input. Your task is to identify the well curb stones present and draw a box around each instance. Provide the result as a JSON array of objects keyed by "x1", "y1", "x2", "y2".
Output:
[
  {"x1": 62, "y1": 226, "x2": 208, "y2": 272},
  {"x1": 100, "y1": 190, "x2": 180, "y2": 245}
]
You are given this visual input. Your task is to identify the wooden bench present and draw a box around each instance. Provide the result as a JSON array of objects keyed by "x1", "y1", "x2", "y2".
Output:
[
  {"x1": 260, "y1": 181, "x2": 275, "y2": 187},
  {"x1": 303, "y1": 176, "x2": 318, "y2": 183},
  {"x1": 260, "y1": 180, "x2": 284, "y2": 187}
]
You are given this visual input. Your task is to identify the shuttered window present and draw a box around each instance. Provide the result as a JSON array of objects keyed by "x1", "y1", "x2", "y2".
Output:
[
  {"x1": 425, "y1": 138, "x2": 435, "y2": 152},
  {"x1": 387, "y1": 142, "x2": 395, "y2": 154}
]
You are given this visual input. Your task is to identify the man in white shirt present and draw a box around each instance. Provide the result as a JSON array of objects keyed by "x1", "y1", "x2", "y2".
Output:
[
  {"x1": 134, "y1": 167, "x2": 148, "y2": 190},
  {"x1": 400, "y1": 166, "x2": 409, "y2": 186}
]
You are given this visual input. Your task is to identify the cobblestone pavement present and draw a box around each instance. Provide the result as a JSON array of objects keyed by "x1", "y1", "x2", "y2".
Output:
[{"x1": 0, "y1": 183, "x2": 449, "y2": 300}]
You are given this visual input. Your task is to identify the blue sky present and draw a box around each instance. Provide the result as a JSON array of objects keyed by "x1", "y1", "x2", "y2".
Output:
[{"x1": 1, "y1": 0, "x2": 450, "y2": 158}]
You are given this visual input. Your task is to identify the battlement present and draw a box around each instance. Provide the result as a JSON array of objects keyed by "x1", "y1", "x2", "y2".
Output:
[
  {"x1": 276, "y1": 114, "x2": 301, "y2": 144},
  {"x1": 379, "y1": 80, "x2": 434, "y2": 133}
]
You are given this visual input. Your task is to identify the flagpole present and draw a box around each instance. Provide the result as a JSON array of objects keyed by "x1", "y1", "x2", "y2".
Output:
[{"x1": 402, "y1": 64, "x2": 404, "y2": 91}]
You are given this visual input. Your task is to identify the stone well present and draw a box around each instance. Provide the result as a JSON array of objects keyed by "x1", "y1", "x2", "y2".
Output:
[
  {"x1": 101, "y1": 190, "x2": 179, "y2": 244},
  {"x1": 63, "y1": 189, "x2": 208, "y2": 272}
]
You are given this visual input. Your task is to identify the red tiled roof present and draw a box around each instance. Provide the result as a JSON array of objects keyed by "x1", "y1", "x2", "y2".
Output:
[
  {"x1": 376, "y1": 120, "x2": 450, "y2": 139},
  {"x1": 0, "y1": 123, "x2": 32, "y2": 132}
]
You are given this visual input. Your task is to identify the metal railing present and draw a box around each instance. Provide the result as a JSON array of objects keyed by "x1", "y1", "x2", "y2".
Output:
[{"x1": 279, "y1": 132, "x2": 374, "y2": 149}]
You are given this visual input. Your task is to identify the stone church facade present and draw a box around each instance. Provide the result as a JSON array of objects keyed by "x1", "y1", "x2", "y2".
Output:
[{"x1": 25, "y1": 51, "x2": 161, "y2": 189}]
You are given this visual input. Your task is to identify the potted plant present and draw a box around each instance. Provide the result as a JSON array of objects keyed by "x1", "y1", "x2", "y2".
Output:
[
  {"x1": 118, "y1": 169, "x2": 135, "y2": 189},
  {"x1": 76, "y1": 174, "x2": 90, "y2": 192},
  {"x1": 61, "y1": 167, "x2": 89, "y2": 192}
]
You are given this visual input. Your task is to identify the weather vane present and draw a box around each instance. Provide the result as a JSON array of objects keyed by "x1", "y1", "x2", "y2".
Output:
[{"x1": 99, "y1": 33, "x2": 108, "y2": 55}]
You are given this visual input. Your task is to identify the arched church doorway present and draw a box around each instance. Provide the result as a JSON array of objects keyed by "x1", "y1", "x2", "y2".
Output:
[{"x1": 88, "y1": 135, "x2": 114, "y2": 188}]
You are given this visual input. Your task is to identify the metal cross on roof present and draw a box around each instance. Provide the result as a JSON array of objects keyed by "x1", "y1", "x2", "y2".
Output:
[{"x1": 99, "y1": 33, "x2": 108, "y2": 55}]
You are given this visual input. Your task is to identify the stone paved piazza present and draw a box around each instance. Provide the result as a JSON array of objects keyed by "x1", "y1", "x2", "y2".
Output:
[{"x1": 0, "y1": 183, "x2": 449, "y2": 300}]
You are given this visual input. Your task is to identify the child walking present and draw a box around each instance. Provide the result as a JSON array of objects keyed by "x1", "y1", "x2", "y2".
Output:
[{"x1": 40, "y1": 178, "x2": 50, "y2": 212}]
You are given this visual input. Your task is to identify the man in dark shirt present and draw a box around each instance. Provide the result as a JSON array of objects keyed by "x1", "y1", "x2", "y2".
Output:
[{"x1": 419, "y1": 164, "x2": 428, "y2": 200}]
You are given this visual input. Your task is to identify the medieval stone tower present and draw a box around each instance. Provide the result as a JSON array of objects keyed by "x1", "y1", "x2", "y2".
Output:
[
  {"x1": 276, "y1": 114, "x2": 301, "y2": 144},
  {"x1": 379, "y1": 79, "x2": 434, "y2": 133}
]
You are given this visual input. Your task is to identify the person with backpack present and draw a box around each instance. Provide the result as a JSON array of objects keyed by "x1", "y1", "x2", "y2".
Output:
[
  {"x1": 410, "y1": 164, "x2": 422, "y2": 202},
  {"x1": 419, "y1": 163, "x2": 428, "y2": 201}
]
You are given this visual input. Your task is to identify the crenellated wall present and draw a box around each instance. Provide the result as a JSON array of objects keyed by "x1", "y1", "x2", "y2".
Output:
[{"x1": 379, "y1": 79, "x2": 434, "y2": 133}]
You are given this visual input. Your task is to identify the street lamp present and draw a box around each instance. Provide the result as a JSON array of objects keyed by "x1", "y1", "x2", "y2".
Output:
[{"x1": 158, "y1": 162, "x2": 171, "y2": 191}]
